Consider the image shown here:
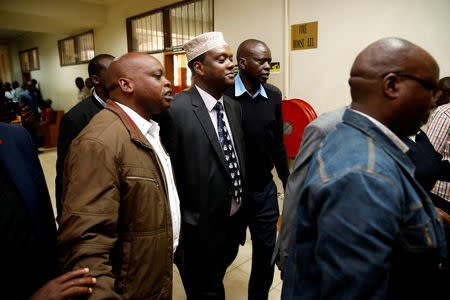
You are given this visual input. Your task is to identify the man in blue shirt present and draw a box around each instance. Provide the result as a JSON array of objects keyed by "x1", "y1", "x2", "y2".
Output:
[
  {"x1": 225, "y1": 39, "x2": 290, "y2": 299},
  {"x1": 282, "y1": 38, "x2": 447, "y2": 299},
  {"x1": 19, "y1": 82, "x2": 40, "y2": 121}
]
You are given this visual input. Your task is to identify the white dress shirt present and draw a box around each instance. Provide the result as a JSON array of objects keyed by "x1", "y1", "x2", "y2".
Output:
[
  {"x1": 92, "y1": 89, "x2": 106, "y2": 107},
  {"x1": 195, "y1": 85, "x2": 242, "y2": 215},
  {"x1": 116, "y1": 102, "x2": 181, "y2": 252}
]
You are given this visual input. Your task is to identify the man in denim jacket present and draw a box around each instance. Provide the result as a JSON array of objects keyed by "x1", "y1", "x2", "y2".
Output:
[{"x1": 282, "y1": 38, "x2": 447, "y2": 299}]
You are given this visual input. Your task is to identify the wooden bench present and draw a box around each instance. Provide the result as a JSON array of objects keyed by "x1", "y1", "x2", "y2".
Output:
[{"x1": 43, "y1": 110, "x2": 64, "y2": 148}]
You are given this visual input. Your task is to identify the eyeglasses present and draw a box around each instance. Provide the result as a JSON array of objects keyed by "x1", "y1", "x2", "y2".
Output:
[{"x1": 394, "y1": 72, "x2": 438, "y2": 96}]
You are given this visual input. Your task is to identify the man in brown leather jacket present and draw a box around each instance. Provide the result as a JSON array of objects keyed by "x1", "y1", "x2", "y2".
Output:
[{"x1": 57, "y1": 53, "x2": 179, "y2": 299}]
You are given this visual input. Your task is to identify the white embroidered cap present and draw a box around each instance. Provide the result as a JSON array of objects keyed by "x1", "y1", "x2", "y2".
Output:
[{"x1": 184, "y1": 32, "x2": 228, "y2": 62}]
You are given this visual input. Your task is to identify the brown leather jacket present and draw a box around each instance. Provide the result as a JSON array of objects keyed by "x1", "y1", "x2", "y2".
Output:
[{"x1": 57, "y1": 100, "x2": 173, "y2": 299}]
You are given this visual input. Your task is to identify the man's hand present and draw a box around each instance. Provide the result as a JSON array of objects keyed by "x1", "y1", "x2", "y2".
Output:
[
  {"x1": 436, "y1": 207, "x2": 450, "y2": 228},
  {"x1": 29, "y1": 268, "x2": 96, "y2": 300}
]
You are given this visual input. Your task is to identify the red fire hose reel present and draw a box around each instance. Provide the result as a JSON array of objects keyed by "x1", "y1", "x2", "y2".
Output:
[{"x1": 282, "y1": 99, "x2": 317, "y2": 159}]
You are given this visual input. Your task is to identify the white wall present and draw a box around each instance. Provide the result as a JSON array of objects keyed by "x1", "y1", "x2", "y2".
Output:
[
  {"x1": 288, "y1": 0, "x2": 450, "y2": 115},
  {"x1": 7, "y1": 0, "x2": 450, "y2": 114},
  {"x1": 8, "y1": 0, "x2": 180, "y2": 112},
  {"x1": 94, "y1": 0, "x2": 180, "y2": 58},
  {"x1": 10, "y1": 32, "x2": 89, "y2": 111},
  {"x1": 215, "y1": 0, "x2": 286, "y2": 96},
  {"x1": 8, "y1": 41, "x2": 22, "y2": 82}
]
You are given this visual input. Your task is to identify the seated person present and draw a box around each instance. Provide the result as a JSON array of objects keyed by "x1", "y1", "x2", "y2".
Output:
[{"x1": 39, "y1": 99, "x2": 56, "y2": 126}]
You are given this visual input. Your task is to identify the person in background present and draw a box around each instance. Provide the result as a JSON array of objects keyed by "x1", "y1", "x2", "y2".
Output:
[
  {"x1": 75, "y1": 76, "x2": 90, "y2": 102},
  {"x1": 19, "y1": 82, "x2": 40, "y2": 121},
  {"x1": 427, "y1": 77, "x2": 450, "y2": 202},
  {"x1": 30, "y1": 79, "x2": 43, "y2": 103},
  {"x1": 55, "y1": 54, "x2": 114, "y2": 219},
  {"x1": 282, "y1": 37, "x2": 447, "y2": 299},
  {"x1": 39, "y1": 99, "x2": 55, "y2": 127},
  {"x1": 12, "y1": 81, "x2": 23, "y2": 103},
  {"x1": 224, "y1": 39, "x2": 289, "y2": 299},
  {"x1": 0, "y1": 122, "x2": 96, "y2": 299},
  {"x1": 273, "y1": 106, "x2": 346, "y2": 277},
  {"x1": 85, "y1": 77, "x2": 94, "y2": 94},
  {"x1": 4, "y1": 82, "x2": 13, "y2": 101}
]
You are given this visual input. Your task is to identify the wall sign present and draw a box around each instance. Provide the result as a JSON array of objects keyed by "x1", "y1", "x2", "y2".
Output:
[
  {"x1": 270, "y1": 62, "x2": 280, "y2": 73},
  {"x1": 291, "y1": 21, "x2": 318, "y2": 50}
]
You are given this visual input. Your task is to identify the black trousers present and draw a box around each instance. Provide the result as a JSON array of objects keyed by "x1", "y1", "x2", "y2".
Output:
[
  {"x1": 175, "y1": 209, "x2": 244, "y2": 300},
  {"x1": 248, "y1": 180, "x2": 279, "y2": 299}
]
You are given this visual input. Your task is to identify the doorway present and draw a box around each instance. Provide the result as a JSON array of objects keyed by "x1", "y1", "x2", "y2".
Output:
[{"x1": 164, "y1": 52, "x2": 191, "y2": 94}]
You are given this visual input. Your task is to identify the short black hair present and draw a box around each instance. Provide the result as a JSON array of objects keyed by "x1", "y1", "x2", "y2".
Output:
[
  {"x1": 187, "y1": 52, "x2": 207, "y2": 74},
  {"x1": 88, "y1": 54, "x2": 114, "y2": 77}
]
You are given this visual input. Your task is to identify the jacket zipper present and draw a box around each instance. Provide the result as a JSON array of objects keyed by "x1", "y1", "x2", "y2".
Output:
[{"x1": 125, "y1": 176, "x2": 159, "y2": 187}]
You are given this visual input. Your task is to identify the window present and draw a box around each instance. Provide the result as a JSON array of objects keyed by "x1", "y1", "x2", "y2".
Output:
[
  {"x1": 58, "y1": 31, "x2": 95, "y2": 66},
  {"x1": 170, "y1": 0, "x2": 213, "y2": 47},
  {"x1": 129, "y1": 11, "x2": 164, "y2": 53},
  {"x1": 19, "y1": 47, "x2": 40, "y2": 72},
  {"x1": 127, "y1": 0, "x2": 213, "y2": 53}
]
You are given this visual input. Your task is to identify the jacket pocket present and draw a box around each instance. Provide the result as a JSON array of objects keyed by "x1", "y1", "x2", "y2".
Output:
[
  {"x1": 398, "y1": 218, "x2": 437, "y2": 252},
  {"x1": 125, "y1": 176, "x2": 159, "y2": 187},
  {"x1": 121, "y1": 170, "x2": 167, "y2": 234}
]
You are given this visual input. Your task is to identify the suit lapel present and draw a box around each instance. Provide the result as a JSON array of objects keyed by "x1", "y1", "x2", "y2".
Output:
[{"x1": 189, "y1": 88, "x2": 229, "y2": 174}]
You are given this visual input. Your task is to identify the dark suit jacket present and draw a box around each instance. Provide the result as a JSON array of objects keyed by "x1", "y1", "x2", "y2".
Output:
[
  {"x1": 403, "y1": 130, "x2": 450, "y2": 213},
  {"x1": 55, "y1": 95, "x2": 104, "y2": 219},
  {"x1": 158, "y1": 87, "x2": 247, "y2": 252},
  {"x1": 0, "y1": 122, "x2": 57, "y2": 298}
]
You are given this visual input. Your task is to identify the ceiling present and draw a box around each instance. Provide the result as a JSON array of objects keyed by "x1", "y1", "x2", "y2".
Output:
[{"x1": 0, "y1": 0, "x2": 184, "y2": 41}]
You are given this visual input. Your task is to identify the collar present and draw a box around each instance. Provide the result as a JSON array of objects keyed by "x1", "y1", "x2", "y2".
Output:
[
  {"x1": 115, "y1": 102, "x2": 159, "y2": 138},
  {"x1": 351, "y1": 109, "x2": 409, "y2": 153},
  {"x1": 234, "y1": 73, "x2": 268, "y2": 99},
  {"x1": 93, "y1": 90, "x2": 106, "y2": 107},
  {"x1": 195, "y1": 85, "x2": 224, "y2": 112}
]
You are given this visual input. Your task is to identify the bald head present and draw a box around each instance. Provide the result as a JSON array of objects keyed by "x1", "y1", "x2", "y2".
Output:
[
  {"x1": 349, "y1": 37, "x2": 439, "y2": 103},
  {"x1": 351, "y1": 38, "x2": 418, "y2": 78},
  {"x1": 237, "y1": 39, "x2": 268, "y2": 59},
  {"x1": 106, "y1": 52, "x2": 172, "y2": 119},
  {"x1": 106, "y1": 53, "x2": 158, "y2": 92},
  {"x1": 349, "y1": 38, "x2": 439, "y2": 138},
  {"x1": 439, "y1": 77, "x2": 450, "y2": 90},
  {"x1": 436, "y1": 77, "x2": 450, "y2": 106}
]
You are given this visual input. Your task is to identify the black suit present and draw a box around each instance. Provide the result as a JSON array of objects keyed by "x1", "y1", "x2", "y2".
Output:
[
  {"x1": 403, "y1": 130, "x2": 450, "y2": 212},
  {"x1": 0, "y1": 123, "x2": 57, "y2": 299},
  {"x1": 158, "y1": 86, "x2": 247, "y2": 299},
  {"x1": 55, "y1": 95, "x2": 104, "y2": 219}
]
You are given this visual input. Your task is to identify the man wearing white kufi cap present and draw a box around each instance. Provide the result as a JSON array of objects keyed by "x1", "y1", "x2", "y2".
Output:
[{"x1": 157, "y1": 32, "x2": 247, "y2": 299}]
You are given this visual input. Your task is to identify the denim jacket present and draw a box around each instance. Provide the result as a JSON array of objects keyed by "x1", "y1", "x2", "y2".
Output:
[{"x1": 282, "y1": 109, "x2": 447, "y2": 300}]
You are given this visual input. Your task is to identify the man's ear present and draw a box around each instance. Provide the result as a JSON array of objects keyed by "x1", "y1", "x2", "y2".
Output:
[
  {"x1": 118, "y1": 78, "x2": 134, "y2": 93},
  {"x1": 91, "y1": 75, "x2": 100, "y2": 85},
  {"x1": 382, "y1": 73, "x2": 400, "y2": 99},
  {"x1": 193, "y1": 61, "x2": 204, "y2": 76},
  {"x1": 238, "y1": 57, "x2": 246, "y2": 70}
]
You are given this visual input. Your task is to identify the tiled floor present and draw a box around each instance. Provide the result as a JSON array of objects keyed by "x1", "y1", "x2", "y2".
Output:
[{"x1": 39, "y1": 148, "x2": 284, "y2": 299}]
